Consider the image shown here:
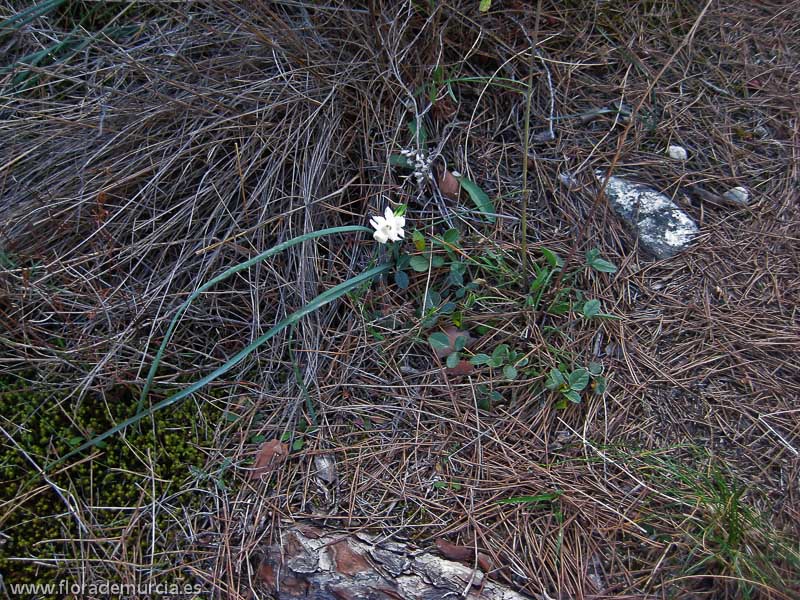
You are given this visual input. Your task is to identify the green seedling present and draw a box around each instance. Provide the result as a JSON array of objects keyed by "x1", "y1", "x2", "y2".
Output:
[
  {"x1": 428, "y1": 331, "x2": 468, "y2": 369},
  {"x1": 469, "y1": 344, "x2": 528, "y2": 380},
  {"x1": 545, "y1": 363, "x2": 606, "y2": 407}
]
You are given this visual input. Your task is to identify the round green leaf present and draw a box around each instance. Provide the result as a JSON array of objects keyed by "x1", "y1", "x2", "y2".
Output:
[
  {"x1": 583, "y1": 299, "x2": 601, "y2": 318},
  {"x1": 394, "y1": 270, "x2": 409, "y2": 289},
  {"x1": 545, "y1": 369, "x2": 564, "y2": 390},
  {"x1": 443, "y1": 228, "x2": 461, "y2": 244},
  {"x1": 428, "y1": 332, "x2": 450, "y2": 352},
  {"x1": 410, "y1": 255, "x2": 429, "y2": 272},
  {"x1": 470, "y1": 353, "x2": 491, "y2": 366},
  {"x1": 568, "y1": 368, "x2": 590, "y2": 391}
]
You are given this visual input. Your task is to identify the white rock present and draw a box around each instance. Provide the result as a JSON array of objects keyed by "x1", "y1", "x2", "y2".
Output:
[
  {"x1": 723, "y1": 186, "x2": 749, "y2": 205},
  {"x1": 667, "y1": 145, "x2": 688, "y2": 160},
  {"x1": 596, "y1": 171, "x2": 699, "y2": 259}
]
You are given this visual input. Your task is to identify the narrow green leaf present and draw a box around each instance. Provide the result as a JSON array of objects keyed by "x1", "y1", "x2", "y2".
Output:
[
  {"x1": 453, "y1": 335, "x2": 467, "y2": 352},
  {"x1": 412, "y1": 230, "x2": 426, "y2": 251},
  {"x1": 540, "y1": 247, "x2": 563, "y2": 268},
  {"x1": 0, "y1": 0, "x2": 64, "y2": 33},
  {"x1": 548, "y1": 301, "x2": 570, "y2": 315},
  {"x1": 394, "y1": 270, "x2": 409, "y2": 289},
  {"x1": 498, "y1": 492, "x2": 562, "y2": 505},
  {"x1": 455, "y1": 176, "x2": 496, "y2": 223},
  {"x1": 446, "y1": 352, "x2": 460, "y2": 368},
  {"x1": 138, "y1": 225, "x2": 372, "y2": 411},
  {"x1": 48, "y1": 262, "x2": 390, "y2": 470}
]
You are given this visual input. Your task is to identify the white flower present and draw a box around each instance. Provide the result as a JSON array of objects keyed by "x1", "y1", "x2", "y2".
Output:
[
  {"x1": 667, "y1": 145, "x2": 688, "y2": 160},
  {"x1": 370, "y1": 207, "x2": 406, "y2": 244}
]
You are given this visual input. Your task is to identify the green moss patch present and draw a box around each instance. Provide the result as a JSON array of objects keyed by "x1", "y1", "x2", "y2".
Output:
[{"x1": 0, "y1": 374, "x2": 218, "y2": 589}]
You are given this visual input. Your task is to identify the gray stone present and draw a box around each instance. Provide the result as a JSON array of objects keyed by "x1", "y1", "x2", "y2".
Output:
[
  {"x1": 722, "y1": 186, "x2": 749, "y2": 206},
  {"x1": 596, "y1": 172, "x2": 699, "y2": 259}
]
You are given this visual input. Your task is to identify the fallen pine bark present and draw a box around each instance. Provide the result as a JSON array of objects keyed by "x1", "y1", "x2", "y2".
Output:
[{"x1": 256, "y1": 524, "x2": 532, "y2": 599}]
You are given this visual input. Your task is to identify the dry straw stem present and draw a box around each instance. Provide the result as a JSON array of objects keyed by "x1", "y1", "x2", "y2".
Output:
[{"x1": 1, "y1": 0, "x2": 799, "y2": 598}]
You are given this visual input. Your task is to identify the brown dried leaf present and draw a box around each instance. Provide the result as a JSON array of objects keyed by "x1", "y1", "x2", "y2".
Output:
[
  {"x1": 432, "y1": 326, "x2": 474, "y2": 358},
  {"x1": 446, "y1": 360, "x2": 474, "y2": 376},
  {"x1": 477, "y1": 552, "x2": 494, "y2": 573},
  {"x1": 435, "y1": 539, "x2": 494, "y2": 573},
  {"x1": 251, "y1": 438, "x2": 288, "y2": 479},
  {"x1": 435, "y1": 539, "x2": 472, "y2": 562},
  {"x1": 438, "y1": 169, "x2": 461, "y2": 200}
]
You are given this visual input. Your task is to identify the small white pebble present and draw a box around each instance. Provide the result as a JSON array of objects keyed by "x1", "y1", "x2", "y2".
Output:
[
  {"x1": 667, "y1": 145, "x2": 688, "y2": 161},
  {"x1": 723, "y1": 186, "x2": 749, "y2": 205},
  {"x1": 558, "y1": 172, "x2": 579, "y2": 190},
  {"x1": 451, "y1": 170, "x2": 461, "y2": 178}
]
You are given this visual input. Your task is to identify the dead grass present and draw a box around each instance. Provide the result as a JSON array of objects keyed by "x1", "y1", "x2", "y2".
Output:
[{"x1": 1, "y1": 0, "x2": 798, "y2": 598}]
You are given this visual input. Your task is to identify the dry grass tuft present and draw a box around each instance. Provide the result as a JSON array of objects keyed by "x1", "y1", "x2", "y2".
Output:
[{"x1": 1, "y1": 0, "x2": 798, "y2": 598}]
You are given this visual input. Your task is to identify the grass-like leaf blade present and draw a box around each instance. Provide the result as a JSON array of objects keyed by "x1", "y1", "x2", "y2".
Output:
[
  {"x1": 498, "y1": 491, "x2": 562, "y2": 505},
  {"x1": 48, "y1": 262, "x2": 390, "y2": 471},
  {"x1": 456, "y1": 176, "x2": 496, "y2": 223},
  {"x1": 138, "y1": 225, "x2": 372, "y2": 412}
]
